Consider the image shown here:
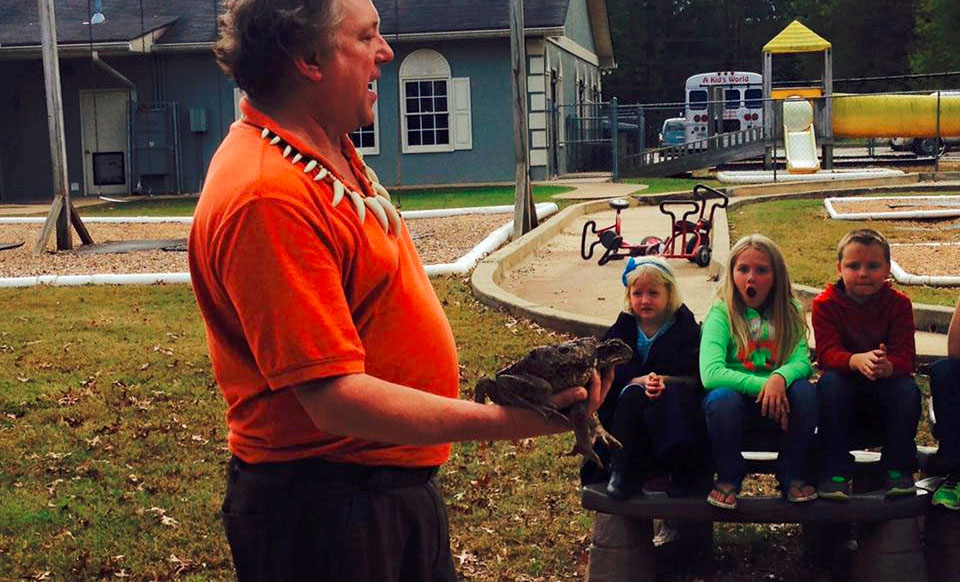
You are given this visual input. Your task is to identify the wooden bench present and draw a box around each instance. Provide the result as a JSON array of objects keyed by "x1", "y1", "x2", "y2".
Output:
[{"x1": 581, "y1": 447, "x2": 960, "y2": 582}]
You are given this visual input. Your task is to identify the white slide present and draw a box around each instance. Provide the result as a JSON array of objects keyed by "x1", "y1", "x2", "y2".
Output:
[{"x1": 783, "y1": 97, "x2": 820, "y2": 174}]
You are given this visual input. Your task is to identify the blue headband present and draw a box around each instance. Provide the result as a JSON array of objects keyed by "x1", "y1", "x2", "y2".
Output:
[{"x1": 622, "y1": 257, "x2": 674, "y2": 286}]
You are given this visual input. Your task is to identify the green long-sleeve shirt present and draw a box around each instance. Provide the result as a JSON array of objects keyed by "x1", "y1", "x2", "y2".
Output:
[{"x1": 699, "y1": 301, "x2": 812, "y2": 396}]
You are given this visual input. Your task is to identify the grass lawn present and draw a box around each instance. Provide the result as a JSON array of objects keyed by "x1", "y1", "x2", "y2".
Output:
[
  {"x1": 0, "y1": 277, "x2": 939, "y2": 581},
  {"x1": 0, "y1": 280, "x2": 589, "y2": 581},
  {"x1": 727, "y1": 196, "x2": 960, "y2": 307},
  {"x1": 76, "y1": 185, "x2": 577, "y2": 217},
  {"x1": 624, "y1": 176, "x2": 724, "y2": 196}
]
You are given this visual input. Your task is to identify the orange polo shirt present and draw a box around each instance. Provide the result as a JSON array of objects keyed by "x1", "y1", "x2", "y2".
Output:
[{"x1": 188, "y1": 99, "x2": 459, "y2": 466}]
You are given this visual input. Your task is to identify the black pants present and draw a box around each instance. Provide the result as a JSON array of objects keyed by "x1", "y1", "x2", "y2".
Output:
[{"x1": 222, "y1": 456, "x2": 457, "y2": 582}]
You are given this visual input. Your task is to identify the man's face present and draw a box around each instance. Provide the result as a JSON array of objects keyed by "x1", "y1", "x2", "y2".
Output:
[
  {"x1": 837, "y1": 242, "x2": 890, "y2": 303},
  {"x1": 322, "y1": 0, "x2": 394, "y2": 132}
]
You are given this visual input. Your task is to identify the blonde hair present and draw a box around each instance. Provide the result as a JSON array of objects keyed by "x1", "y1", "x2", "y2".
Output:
[
  {"x1": 718, "y1": 234, "x2": 807, "y2": 365},
  {"x1": 622, "y1": 257, "x2": 683, "y2": 316}
]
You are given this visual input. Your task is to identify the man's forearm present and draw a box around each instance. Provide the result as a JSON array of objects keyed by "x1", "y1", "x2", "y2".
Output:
[{"x1": 292, "y1": 373, "x2": 573, "y2": 446}]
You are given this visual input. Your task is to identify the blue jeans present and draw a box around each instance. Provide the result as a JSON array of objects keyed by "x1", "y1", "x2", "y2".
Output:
[
  {"x1": 702, "y1": 380, "x2": 818, "y2": 490},
  {"x1": 930, "y1": 358, "x2": 960, "y2": 470},
  {"x1": 817, "y1": 370, "x2": 920, "y2": 477}
]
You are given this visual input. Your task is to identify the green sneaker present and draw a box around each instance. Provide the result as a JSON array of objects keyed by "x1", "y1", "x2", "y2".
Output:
[
  {"x1": 818, "y1": 475, "x2": 851, "y2": 501},
  {"x1": 932, "y1": 471, "x2": 960, "y2": 511},
  {"x1": 884, "y1": 469, "x2": 916, "y2": 498}
]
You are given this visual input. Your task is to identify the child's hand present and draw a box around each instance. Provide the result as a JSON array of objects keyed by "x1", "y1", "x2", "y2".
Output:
[
  {"x1": 643, "y1": 373, "x2": 665, "y2": 400},
  {"x1": 875, "y1": 343, "x2": 894, "y2": 379},
  {"x1": 757, "y1": 374, "x2": 789, "y2": 430},
  {"x1": 848, "y1": 350, "x2": 885, "y2": 380}
]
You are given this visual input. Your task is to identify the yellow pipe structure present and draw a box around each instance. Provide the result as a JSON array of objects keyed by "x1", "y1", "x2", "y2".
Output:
[{"x1": 832, "y1": 93, "x2": 960, "y2": 138}]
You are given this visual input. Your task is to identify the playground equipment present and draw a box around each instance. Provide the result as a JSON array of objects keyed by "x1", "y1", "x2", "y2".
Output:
[
  {"x1": 580, "y1": 185, "x2": 728, "y2": 268},
  {"x1": 782, "y1": 97, "x2": 820, "y2": 173}
]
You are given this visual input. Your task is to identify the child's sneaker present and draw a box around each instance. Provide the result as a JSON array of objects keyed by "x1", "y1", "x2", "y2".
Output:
[
  {"x1": 932, "y1": 470, "x2": 960, "y2": 511},
  {"x1": 818, "y1": 475, "x2": 851, "y2": 501},
  {"x1": 884, "y1": 469, "x2": 916, "y2": 498}
]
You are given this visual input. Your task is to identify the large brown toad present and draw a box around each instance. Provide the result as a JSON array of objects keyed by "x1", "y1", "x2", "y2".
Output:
[{"x1": 474, "y1": 337, "x2": 632, "y2": 467}]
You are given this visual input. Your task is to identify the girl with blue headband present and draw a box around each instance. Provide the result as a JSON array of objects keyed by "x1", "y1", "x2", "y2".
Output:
[{"x1": 583, "y1": 257, "x2": 708, "y2": 500}]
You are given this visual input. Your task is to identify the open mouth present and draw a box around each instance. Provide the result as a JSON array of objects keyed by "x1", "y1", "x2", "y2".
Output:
[{"x1": 746, "y1": 286, "x2": 757, "y2": 298}]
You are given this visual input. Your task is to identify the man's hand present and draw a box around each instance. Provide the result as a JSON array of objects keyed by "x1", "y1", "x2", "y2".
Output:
[
  {"x1": 549, "y1": 367, "x2": 614, "y2": 416},
  {"x1": 757, "y1": 373, "x2": 789, "y2": 431}
]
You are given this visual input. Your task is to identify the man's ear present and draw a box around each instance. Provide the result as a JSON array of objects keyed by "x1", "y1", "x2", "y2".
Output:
[{"x1": 293, "y1": 53, "x2": 324, "y2": 82}]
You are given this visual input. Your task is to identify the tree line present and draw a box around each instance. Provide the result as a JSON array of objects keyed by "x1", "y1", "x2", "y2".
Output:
[{"x1": 603, "y1": 0, "x2": 960, "y2": 104}]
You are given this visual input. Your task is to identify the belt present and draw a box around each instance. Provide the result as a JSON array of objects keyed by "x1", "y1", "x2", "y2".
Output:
[{"x1": 231, "y1": 455, "x2": 438, "y2": 491}]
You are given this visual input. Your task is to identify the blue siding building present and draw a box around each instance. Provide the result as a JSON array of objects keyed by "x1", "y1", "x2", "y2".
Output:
[{"x1": 0, "y1": 0, "x2": 614, "y2": 202}]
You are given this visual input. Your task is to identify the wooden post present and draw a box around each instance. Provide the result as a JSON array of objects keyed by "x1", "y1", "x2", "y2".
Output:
[
  {"x1": 35, "y1": 0, "x2": 92, "y2": 253},
  {"x1": 510, "y1": 0, "x2": 537, "y2": 239}
]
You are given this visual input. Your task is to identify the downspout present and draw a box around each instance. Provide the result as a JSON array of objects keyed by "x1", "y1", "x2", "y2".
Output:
[{"x1": 92, "y1": 50, "x2": 137, "y2": 194}]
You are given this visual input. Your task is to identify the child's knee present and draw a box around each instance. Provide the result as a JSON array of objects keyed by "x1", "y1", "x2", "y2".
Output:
[
  {"x1": 931, "y1": 358, "x2": 960, "y2": 392},
  {"x1": 787, "y1": 380, "x2": 818, "y2": 418},
  {"x1": 703, "y1": 388, "x2": 741, "y2": 415},
  {"x1": 817, "y1": 371, "x2": 851, "y2": 401}
]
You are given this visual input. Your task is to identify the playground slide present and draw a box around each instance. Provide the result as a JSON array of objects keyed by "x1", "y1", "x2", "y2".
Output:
[
  {"x1": 783, "y1": 98, "x2": 820, "y2": 174},
  {"x1": 833, "y1": 93, "x2": 960, "y2": 139}
]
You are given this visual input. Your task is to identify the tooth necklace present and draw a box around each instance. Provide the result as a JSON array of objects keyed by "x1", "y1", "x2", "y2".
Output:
[{"x1": 259, "y1": 126, "x2": 402, "y2": 236}]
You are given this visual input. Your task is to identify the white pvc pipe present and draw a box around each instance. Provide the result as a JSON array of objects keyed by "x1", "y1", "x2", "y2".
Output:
[
  {"x1": 424, "y1": 202, "x2": 558, "y2": 276},
  {"x1": 825, "y1": 196, "x2": 960, "y2": 220},
  {"x1": 717, "y1": 168, "x2": 903, "y2": 184},
  {"x1": 0, "y1": 203, "x2": 559, "y2": 287},
  {"x1": 889, "y1": 243, "x2": 960, "y2": 286},
  {"x1": 0, "y1": 272, "x2": 191, "y2": 288}
]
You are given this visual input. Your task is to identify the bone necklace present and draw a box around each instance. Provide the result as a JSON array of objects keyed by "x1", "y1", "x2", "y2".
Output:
[{"x1": 259, "y1": 126, "x2": 402, "y2": 236}]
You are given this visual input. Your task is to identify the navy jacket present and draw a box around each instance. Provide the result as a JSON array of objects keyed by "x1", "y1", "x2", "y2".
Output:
[{"x1": 598, "y1": 304, "x2": 702, "y2": 430}]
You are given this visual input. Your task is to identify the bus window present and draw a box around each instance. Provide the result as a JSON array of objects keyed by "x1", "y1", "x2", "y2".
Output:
[
  {"x1": 724, "y1": 89, "x2": 740, "y2": 109},
  {"x1": 689, "y1": 90, "x2": 707, "y2": 110},
  {"x1": 745, "y1": 88, "x2": 762, "y2": 109}
]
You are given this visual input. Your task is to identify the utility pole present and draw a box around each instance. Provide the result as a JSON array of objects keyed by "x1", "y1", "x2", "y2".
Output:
[
  {"x1": 35, "y1": 0, "x2": 92, "y2": 253},
  {"x1": 510, "y1": 0, "x2": 537, "y2": 238}
]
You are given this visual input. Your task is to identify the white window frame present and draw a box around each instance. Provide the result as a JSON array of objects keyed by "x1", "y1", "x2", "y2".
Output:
[
  {"x1": 349, "y1": 81, "x2": 380, "y2": 155},
  {"x1": 398, "y1": 49, "x2": 471, "y2": 154}
]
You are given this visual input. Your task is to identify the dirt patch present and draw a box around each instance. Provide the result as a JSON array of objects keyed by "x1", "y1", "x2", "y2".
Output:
[
  {"x1": 892, "y1": 243, "x2": 960, "y2": 277},
  {"x1": 0, "y1": 213, "x2": 508, "y2": 278}
]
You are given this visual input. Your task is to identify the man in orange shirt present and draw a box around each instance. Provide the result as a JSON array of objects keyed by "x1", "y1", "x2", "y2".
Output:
[{"x1": 189, "y1": 0, "x2": 614, "y2": 580}]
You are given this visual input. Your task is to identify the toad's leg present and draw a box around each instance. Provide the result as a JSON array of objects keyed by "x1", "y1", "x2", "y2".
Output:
[{"x1": 567, "y1": 403, "x2": 621, "y2": 468}]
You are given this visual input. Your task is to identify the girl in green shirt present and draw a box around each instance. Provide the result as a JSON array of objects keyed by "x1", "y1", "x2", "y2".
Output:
[{"x1": 700, "y1": 234, "x2": 817, "y2": 510}]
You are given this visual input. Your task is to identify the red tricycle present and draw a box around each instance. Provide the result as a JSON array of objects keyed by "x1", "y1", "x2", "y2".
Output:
[{"x1": 579, "y1": 184, "x2": 728, "y2": 268}]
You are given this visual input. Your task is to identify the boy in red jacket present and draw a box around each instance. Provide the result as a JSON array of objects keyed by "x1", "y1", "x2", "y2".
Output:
[{"x1": 813, "y1": 229, "x2": 920, "y2": 500}]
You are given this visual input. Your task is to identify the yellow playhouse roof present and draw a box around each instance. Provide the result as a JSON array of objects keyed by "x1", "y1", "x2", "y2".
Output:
[{"x1": 763, "y1": 20, "x2": 831, "y2": 54}]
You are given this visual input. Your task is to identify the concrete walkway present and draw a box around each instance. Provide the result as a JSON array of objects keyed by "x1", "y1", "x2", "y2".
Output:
[{"x1": 474, "y1": 178, "x2": 950, "y2": 361}]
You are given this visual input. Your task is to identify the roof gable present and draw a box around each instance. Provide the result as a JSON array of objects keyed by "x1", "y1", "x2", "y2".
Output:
[
  {"x1": 763, "y1": 20, "x2": 831, "y2": 54},
  {"x1": 0, "y1": 0, "x2": 611, "y2": 66}
]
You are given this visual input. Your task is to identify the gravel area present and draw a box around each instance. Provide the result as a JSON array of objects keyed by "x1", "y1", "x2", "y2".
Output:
[
  {"x1": 831, "y1": 196, "x2": 960, "y2": 215},
  {"x1": 892, "y1": 243, "x2": 960, "y2": 277},
  {"x1": 0, "y1": 213, "x2": 509, "y2": 278}
]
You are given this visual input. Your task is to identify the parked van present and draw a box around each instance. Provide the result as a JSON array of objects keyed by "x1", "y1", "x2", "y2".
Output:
[{"x1": 658, "y1": 117, "x2": 686, "y2": 147}]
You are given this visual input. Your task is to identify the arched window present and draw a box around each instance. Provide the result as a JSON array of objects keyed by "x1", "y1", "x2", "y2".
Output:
[{"x1": 399, "y1": 49, "x2": 472, "y2": 153}]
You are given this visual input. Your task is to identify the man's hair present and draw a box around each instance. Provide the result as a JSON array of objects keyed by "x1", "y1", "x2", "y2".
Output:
[
  {"x1": 836, "y1": 228, "x2": 890, "y2": 264},
  {"x1": 214, "y1": 0, "x2": 344, "y2": 104}
]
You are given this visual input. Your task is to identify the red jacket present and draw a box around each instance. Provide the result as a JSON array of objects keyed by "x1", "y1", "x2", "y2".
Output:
[{"x1": 812, "y1": 280, "x2": 916, "y2": 378}]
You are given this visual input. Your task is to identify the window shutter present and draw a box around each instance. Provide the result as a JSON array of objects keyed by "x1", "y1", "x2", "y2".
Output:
[{"x1": 452, "y1": 77, "x2": 472, "y2": 150}]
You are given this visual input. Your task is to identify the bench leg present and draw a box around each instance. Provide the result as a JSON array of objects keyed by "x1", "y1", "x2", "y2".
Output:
[
  {"x1": 855, "y1": 517, "x2": 928, "y2": 582},
  {"x1": 585, "y1": 513, "x2": 655, "y2": 582},
  {"x1": 925, "y1": 510, "x2": 960, "y2": 582}
]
